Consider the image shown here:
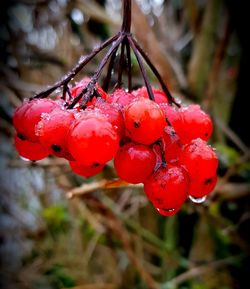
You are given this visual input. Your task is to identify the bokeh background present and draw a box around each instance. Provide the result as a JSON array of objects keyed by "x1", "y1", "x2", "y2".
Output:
[{"x1": 0, "y1": 1, "x2": 250, "y2": 289}]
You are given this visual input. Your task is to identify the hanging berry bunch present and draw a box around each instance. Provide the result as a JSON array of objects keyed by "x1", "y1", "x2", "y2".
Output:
[{"x1": 12, "y1": 0, "x2": 218, "y2": 216}]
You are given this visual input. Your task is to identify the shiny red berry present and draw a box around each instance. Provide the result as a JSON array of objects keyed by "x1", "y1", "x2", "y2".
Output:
[
  {"x1": 67, "y1": 111, "x2": 119, "y2": 166},
  {"x1": 93, "y1": 99, "x2": 124, "y2": 137},
  {"x1": 13, "y1": 98, "x2": 56, "y2": 142},
  {"x1": 69, "y1": 160, "x2": 104, "y2": 178},
  {"x1": 37, "y1": 108, "x2": 75, "y2": 160},
  {"x1": 124, "y1": 98, "x2": 166, "y2": 145},
  {"x1": 144, "y1": 165, "x2": 189, "y2": 210},
  {"x1": 14, "y1": 135, "x2": 50, "y2": 161},
  {"x1": 178, "y1": 105, "x2": 213, "y2": 144},
  {"x1": 160, "y1": 103, "x2": 183, "y2": 132},
  {"x1": 114, "y1": 142, "x2": 156, "y2": 184},
  {"x1": 133, "y1": 86, "x2": 168, "y2": 104},
  {"x1": 189, "y1": 174, "x2": 217, "y2": 198},
  {"x1": 107, "y1": 88, "x2": 136, "y2": 107},
  {"x1": 179, "y1": 138, "x2": 218, "y2": 197},
  {"x1": 71, "y1": 77, "x2": 107, "y2": 103},
  {"x1": 162, "y1": 126, "x2": 182, "y2": 163}
]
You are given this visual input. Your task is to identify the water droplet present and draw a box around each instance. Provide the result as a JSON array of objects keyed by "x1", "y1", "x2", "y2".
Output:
[
  {"x1": 189, "y1": 195, "x2": 207, "y2": 203},
  {"x1": 41, "y1": 112, "x2": 50, "y2": 120},
  {"x1": 20, "y1": 156, "x2": 31, "y2": 162}
]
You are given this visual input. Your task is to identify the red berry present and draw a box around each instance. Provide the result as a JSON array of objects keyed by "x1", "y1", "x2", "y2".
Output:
[
  {"x1": 114, "y1": 142, "x2": 156, "y2": 184},
  {"x1": 144, "y1": 165, "x2": 189, "y2": 210},
  {"x1": 124, "y1": 98, "x2": 166, "y2": 145},
  {"x1": 14, "y1": 135, "x2": 50, "y2": 161},
  {"x1": 93, "y1": 99, "x2": 124, "y2": 137},
  {"x1": 133, "y1": 86, "x2": 168, "y2": 104},
  {"x1": 162, "y1": 126, "x2": 182, "y2": 163},
  {"x1": 67, "y1": 111, "x2": 119, "y2": 166},
  {"x1": 178, "y1": 105, "x2": 213, "y2": 144},
  {"x1": 13, "y1": 98, "x2": 56, "y2": 142},
  {"x1": 107, "y1": 88, "x2": 136, "y2": 107},
  {"x1": 71, "y1": 77, "x2": 107, "y2": 102},
  {"x1": 189, "y1": 175, "x2": 217, "y2": 198},
  {"x1": 160, "y1": 103, "x2": 183, "y2": 131},
  {"x1": 37, "y1": 108, "x2": 75, "y2": 160},
  {"x1": 179, "y1": 138, "x2": 218, "y2": 197},
  {"x1": 69, "y1": 160, "x2": 104, "y2": 178},
  {"x1": 152, "y1": 144, "x2": 163, "y2": 170}
]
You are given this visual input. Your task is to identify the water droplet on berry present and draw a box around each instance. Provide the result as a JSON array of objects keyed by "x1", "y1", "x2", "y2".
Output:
[
  {"x1": 20, "y1": 156, "x2": 31, "y2": 162},
  {"x1": 156, "y1": 207, "x2": 175, "y2": 213},
  {"x1": 41, "y1": 112, "x2": 50, "y2": 120},
  {"x1": 189, "y1": 195, "x2": 207, "y2": 203}
]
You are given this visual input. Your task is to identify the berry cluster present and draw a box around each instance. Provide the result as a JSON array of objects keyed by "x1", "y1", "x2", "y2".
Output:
[{"x1": 13, "y1": 78, "x2": 218, "y2": 216}]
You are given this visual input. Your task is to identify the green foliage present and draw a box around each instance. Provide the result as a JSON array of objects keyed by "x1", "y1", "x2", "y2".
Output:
[
  {"x1": 42, "y1": 204, "x2": 69, "y2": 234},
  {"x1": 214, "y1": 143, "x2": 240, "y2": 167},
  {"x1": 45, "y1": 264, "x2": 76, "y2": 289}
]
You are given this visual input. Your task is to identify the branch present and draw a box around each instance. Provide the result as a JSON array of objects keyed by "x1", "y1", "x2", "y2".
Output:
[{"x1": 163, "y1": 255, "x2": 242, "y2": 288}]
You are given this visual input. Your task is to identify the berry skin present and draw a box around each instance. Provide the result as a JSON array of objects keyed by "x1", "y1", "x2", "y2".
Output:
[
  {"x1": 71, "y1": 77, "x2": 107, "y2": 103},
  {"x1": 124, "y1": 98, "x2": 166, "y2": 145},
  {"x1": 133, "y1": 86, "x2": 168, "y2": 104},
  {"x1": 13, "y1": 98, "x2": 56, "y2": 142},
  {"x1": 144, "y1": 165, "x2": 189, "y2": 210},
  {"x1": 179, "y1": 138, "x2": 218, "y2": 197},
  {"x1": 69, "y1": 161, "x2": 104, "y2": 178},
  {"x1": 93, "y1": 99, "x2": 125, "y2": 137},
  {"x1": 14, "y1": 135, "x2": 50, "y2": 161},
  {"x1": 178, "y1": 105, "x2": 213, "y2": 144},
  {"x1": 162, "y1": 126, "x2": 182, "y2": 163},
  {"x1": 114, "y1": 142, "x2": 156, "y2": 184},
  {"x1": 189, "y1": 174, "x2": 217, "y2": 198},
  {"x1": 107, "y1": 88, "x2": 136, "y2": 108},
  {"x1": 160, "y1": 103, "x2": 184, "y2": 132},
  {"x1": 67, "y1": 111, "x2": 119, "y2": 166},
  {"x1": 37, "y1": 108, "x2": 75, "y2": 160}
]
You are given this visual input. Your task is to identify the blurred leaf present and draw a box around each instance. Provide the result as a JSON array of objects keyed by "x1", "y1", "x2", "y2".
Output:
[
  {"x1": 45, "y1": 264, "x2": 76, "y2": 288},
  {"x1": 214, "y1": 143, "x2": 240, "y2": 167},
  {"x1": 42, "y1": 204, "x2": 69, "y2": 234}
]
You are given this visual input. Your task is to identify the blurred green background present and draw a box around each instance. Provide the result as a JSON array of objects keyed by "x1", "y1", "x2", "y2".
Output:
[{"x1": 0, "y1": 1, "x2": 249, "y2": 289}]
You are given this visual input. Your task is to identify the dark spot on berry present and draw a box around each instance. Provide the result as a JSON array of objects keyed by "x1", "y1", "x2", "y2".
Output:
[
  {"x1": 134, "y1": 120, "x2": 140, "y2": 128},
  {"x1": 92, "y1": 162, "x2": 100, "y2": 168},
  {"x1": 205, "y1": 132, "x2": 208, "y2": 137},
  {"x1": 154, "y1": 198, "x2": 162, "y2": 205},
  {"x1": 17, "y1": 133, "x2": 26, "y2": 141},
  {"x1": 51, "y1": 144, "x2": 61, "y2": 152},
  {"x1": 204, "y1": 177, "x2": 212, "y2": 185}
]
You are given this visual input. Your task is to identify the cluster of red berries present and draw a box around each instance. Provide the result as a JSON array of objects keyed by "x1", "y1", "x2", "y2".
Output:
[{"x1": 13, "y1": 78, "x2": 218, "y2": 216}]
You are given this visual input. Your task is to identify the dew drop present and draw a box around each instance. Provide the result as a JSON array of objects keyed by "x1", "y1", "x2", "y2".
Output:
[
  {"x1": 156, "y1": 207, "x2": 175, "y2": 213},
  {"x1": 41, "y1": 112, "x2": 50, "y2": 120},
  {"x1": 189, "y1": 195, "x2": 207, "y2": 203},
  {"x1": 20, "y1": 156, "x2": 31, "y2": 162}
]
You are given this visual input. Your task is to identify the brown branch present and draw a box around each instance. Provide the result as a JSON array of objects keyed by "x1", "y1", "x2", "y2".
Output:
[
  {"x1": 204, "y1": 15, "x2": 232, "y2": 110},
  {"x1": 67, "y1": 179, "x2": 142, "y2": 199},
  {"x1": 165, "y1": 255, "x2": 242, "y2": 288}
]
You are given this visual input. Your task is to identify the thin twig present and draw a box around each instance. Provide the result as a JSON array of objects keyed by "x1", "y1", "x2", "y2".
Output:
[
  {"x1": 33, "y1": 33, "x2": 120, "y2": 99},
  {"x1": 117, "y1": 41, "x2": 126, "y2": 88},
  {"x1": 163, "y1": 255, "x2": 242, "y2": 288},
  {"x1": 128, "y1": 36, "x2": 155, "y2": 101},
  {"x1": 131, "y1": 37, "x2": 180, "y2": 107},
  {"x1": 102, "y1": 46, "x2": 119, "y2": 91},
  {"x1": 68, "y1": 35, "x2": 124, "y2": 109},
  {"x1": 66, "y1": 179, "x2": 141, "y2": 199},
  {"x1": 125, "y1": 38, "x2": 132, "y2": 91}
]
